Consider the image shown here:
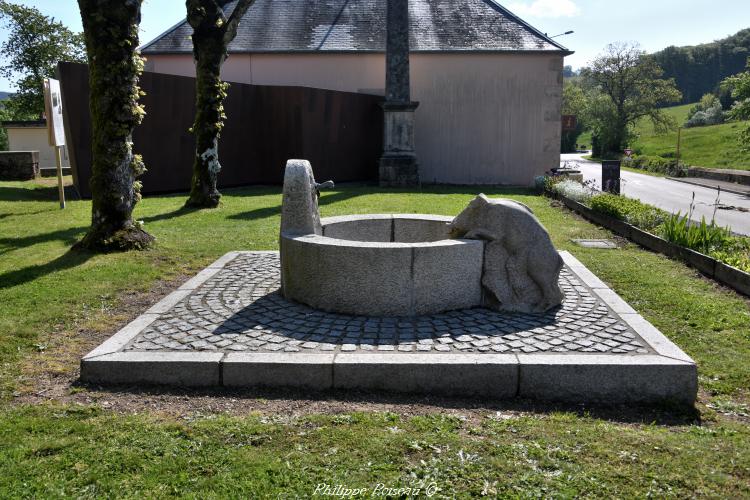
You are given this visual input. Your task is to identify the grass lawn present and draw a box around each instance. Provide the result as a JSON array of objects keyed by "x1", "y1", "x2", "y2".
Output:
[{"x1": 1, "y1": 177, "x2": 749, "y2": 496}]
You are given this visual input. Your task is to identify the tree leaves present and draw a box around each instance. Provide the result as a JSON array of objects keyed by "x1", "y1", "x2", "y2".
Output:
[
  {"x1": 0, "y1": 1, "x2": 85, "y2": 118},
  {"x1": 720, "y1": 58, "x2": 750, "y2": 152},
  {"x1": 580, "y1": 42, "x2": 682, "y2": 155}
]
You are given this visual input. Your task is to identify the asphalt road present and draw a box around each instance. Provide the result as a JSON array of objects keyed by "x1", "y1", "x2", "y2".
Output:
[{"x1": 560, "y1": 153, "x2": 750, "y2": 236}]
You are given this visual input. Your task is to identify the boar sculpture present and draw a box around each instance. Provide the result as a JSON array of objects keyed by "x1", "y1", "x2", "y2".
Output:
[{"x1": 449, "y1": 194, "x2": 564, "y2": 313}]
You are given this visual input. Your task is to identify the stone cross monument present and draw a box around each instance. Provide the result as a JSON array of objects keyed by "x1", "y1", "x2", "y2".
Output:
[{"x1": 379, "y1": 0, "x2": 420, "y2": 187}]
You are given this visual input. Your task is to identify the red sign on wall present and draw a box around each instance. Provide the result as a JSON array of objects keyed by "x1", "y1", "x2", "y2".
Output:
[{"x1": 562, "y1": 115, "x2": 577, "y2": 131}]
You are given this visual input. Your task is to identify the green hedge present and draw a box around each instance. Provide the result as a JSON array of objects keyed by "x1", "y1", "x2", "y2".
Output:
[
  {"x1": 622, "y1": 154, "x2": 688, "y2": 177},
  {"x1": 589, "y1": 194, "x2": 669, "y2": 232}
]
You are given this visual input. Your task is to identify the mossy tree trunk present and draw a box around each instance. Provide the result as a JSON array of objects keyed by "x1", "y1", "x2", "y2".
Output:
[
  {"x1": 75, "y1": 0, "x2": 153, "y2": 251},
  {"x1": 184, "y1": 0, "x2": 255, "y2": 208}
]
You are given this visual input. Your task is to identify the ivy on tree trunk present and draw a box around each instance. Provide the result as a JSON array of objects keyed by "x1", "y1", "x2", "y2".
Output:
[
  {"x1": 185, "y1": 0, "x2": 255, "y2": 208},
  {"x1": 75, "y1": 0, "x2": 153, "y2": 251}
]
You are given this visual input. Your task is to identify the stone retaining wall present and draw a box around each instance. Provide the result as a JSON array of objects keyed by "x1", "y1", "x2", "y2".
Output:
[
  {"x1": 688, "y1": 167, "x2": 750, "y2": 186},
  {"x1": 0, "y1": 151, "x2": 39, "y2": 180}
]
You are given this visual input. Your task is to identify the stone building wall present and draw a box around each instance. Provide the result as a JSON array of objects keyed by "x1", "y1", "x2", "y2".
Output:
[{"x1": 5, "y1": 125, "x2": 71, "y2": 170}]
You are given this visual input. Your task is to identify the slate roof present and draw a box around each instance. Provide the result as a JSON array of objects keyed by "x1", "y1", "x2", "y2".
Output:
[{"x1": 141, "y1": 0, "x2": 570, "y2": 54}]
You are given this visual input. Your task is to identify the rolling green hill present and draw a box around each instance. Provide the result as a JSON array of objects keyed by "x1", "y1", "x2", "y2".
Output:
[
  {"x1": 577, "y1": 104, "x2": 750, "y2": 170},
  {"x1": 631, "y1": 104, "x2": 750, "y2": 170}
]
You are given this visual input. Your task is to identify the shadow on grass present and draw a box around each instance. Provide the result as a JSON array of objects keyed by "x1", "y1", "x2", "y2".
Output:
[
  {"x1": 0, "y1": 226, "x2": 88, "y2": 255},
  {"x1": 141, "y1": 205, "x2": 201, "y2": 224},
  {"x1": 0, "y1": 185, "x2": 79, "y2": 202},
  {"x1": 75, "y1": 382, "x2": 701, "y2": 427},
  {"x1": 405, "y1": 185, "x2": 538, "y2": 197},
  {"x1": 227, "y1": 189, "x2": 369, "y2": 221},
  {"x1": 0, "y1": 248, "x2": 94, "y2": 290},
  {"x1": 0, "y1": 208, "x2": 58, "y2": 221},
  {"x1": 227, "y1": 204, "x2": 282, "y2": 221},
  {"x1": 226, "y1": 184, "x2": 539, "y2": 221}
]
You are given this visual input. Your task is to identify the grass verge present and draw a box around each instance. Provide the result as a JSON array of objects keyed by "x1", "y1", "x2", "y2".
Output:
[{"x1": 633, "y1": 104, "x2": 750, "y2": 170}]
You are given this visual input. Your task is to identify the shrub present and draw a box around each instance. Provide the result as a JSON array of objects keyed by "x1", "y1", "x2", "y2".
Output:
[
  {"x1": 684, "y1": 94, "x2": 725, "y2": 128},
  {"x1": 538, "y1": 175, "x2": 566, "y2": 194},
  {"x1": 687, "y1": 94, "x2": 720, "y2": 116},
  {"x1": 685, "y1": 104, "x2": 725, "y2": 128},
  {"x1": 710, "y1": 236, "x2": 750, "y2": 273},
  {"x1": 585, "y1": 189, "x2": 750, "y2": 274},
  {"x1": 549, "y1": 179, "x2": 596, "y2": 204},
  {"x1": 622, "y1": 154, "x2": 687, "y2": 177},
  {"x1": 589, "y1": 193, "x2": 669, "y2": 231}
]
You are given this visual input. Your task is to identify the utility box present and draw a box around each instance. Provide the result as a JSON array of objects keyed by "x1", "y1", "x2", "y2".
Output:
[{"x1": 602, "y1": 160, "x2": 621, "y2": 195}]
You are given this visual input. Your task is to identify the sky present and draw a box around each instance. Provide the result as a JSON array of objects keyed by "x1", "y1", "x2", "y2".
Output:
[{"x1": 0, "y1": 0, "x2": 749, "y2": 91}]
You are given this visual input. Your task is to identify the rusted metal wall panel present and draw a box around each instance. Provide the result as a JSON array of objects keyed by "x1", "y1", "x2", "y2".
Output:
[{"x1": 59, "y1": 62, "x2": 382, "y2": 198}]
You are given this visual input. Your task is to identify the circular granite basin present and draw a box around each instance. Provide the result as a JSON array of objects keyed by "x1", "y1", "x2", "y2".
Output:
[{"x1": 280, "y1": 214, "x2": 484, "y2": 316}]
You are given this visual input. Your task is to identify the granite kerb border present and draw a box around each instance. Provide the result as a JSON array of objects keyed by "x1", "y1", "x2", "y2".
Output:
[
  {"x1": 559, "y1": 251, "x2": 694, "y2": 363},
  {"x1": 80, "y1": 251, "x2": 698, "y2": 404},
  {"x1": 667, "y1": 176, "x2": 750, "y2": 197},
  {"x1": 687, "y1": 166, "x2": 750, "y2": 186},
  {"x1": 81, "y1": 250, "x2": 696, "y2": 368}
]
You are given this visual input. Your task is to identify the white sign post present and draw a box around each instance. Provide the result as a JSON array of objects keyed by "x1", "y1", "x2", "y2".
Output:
[{"x1": 43, "y1": 78, "x2": 66, "y2": 209}]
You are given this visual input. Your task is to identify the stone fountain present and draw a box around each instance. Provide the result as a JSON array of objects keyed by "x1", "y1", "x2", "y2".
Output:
[
  {"x1": 80, "y1": 158, "x2": 698, "y2": 406},
  {"x1": 279, "y1": 159, "x2": 564, "y2": 316}
]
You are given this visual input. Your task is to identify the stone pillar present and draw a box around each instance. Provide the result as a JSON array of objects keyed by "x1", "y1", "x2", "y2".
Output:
[
  {"x1": 280, "y1": 159, "x2": 323, "y2": 237},
  {"x1": 379, "y1": 0, "x2": 419, "y2": 187}
]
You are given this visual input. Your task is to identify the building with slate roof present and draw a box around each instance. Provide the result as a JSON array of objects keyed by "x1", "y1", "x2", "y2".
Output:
[{"x1": 141, "y1": 0, "x2": 571, "y2": 185}]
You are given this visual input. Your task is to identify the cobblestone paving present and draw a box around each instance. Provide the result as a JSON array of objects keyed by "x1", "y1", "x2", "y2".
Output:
[{"x1": 126, "y1": 253, "x2": 652, "y2": 355}]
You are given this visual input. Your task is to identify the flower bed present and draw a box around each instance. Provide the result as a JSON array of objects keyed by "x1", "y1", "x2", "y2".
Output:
[{"x1": 544, "y1": 185, "x2": 750, "y2": 297}]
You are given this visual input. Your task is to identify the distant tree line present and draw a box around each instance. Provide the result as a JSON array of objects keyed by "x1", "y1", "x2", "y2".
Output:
[
  {"x1": 563, "y1": 65, "x2": 577, "y2": 78},
  {"x1": 651, "y1": 28, "x2": 750, "y2": 106}
]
